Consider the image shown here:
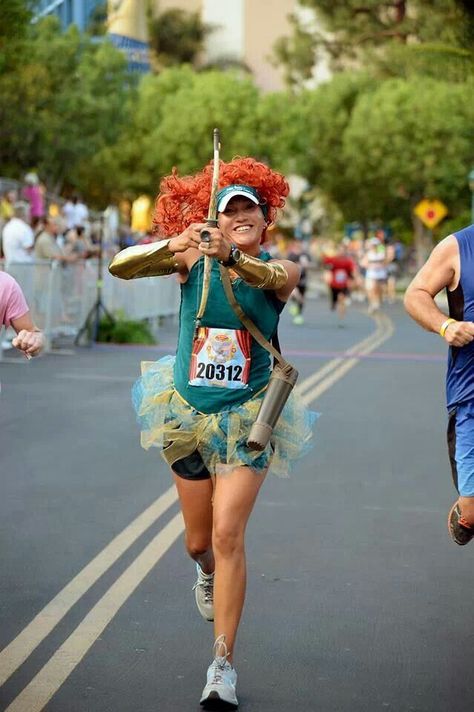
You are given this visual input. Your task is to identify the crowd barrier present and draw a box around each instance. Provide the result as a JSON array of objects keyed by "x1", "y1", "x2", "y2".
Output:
[{"x1": 0, "y1": 259, "x2": 180, "y2": 356}]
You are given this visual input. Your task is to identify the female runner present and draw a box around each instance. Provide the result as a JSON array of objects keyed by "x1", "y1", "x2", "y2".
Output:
[{"x1": 109, "y1": 157, "x2": 314, "y2": 709}]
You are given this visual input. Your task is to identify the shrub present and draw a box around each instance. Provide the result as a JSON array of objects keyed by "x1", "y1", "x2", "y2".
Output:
[{"x1": 97, "y1": 315, "x2": 156, "y2": 344}]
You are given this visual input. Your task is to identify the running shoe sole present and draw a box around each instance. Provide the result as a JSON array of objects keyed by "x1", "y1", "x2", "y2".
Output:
[
  {"x1": 200, "y1": 691, "x2": 238, "y2": 710},
  {"x1": 447, "y1": 502, "x2": 474, "y2": 546}
]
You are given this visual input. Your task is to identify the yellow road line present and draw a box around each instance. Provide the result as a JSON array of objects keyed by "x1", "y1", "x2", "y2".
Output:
[
  {"x1": 4, "y1": 513, "x2": 184, "y2": 712},
  {"x1": 301, "y1": 314, "x2": 394, "y2": 405},
  {"x1": 0, "y1": 313, "x2": 393, "y2": 709},
  {"x1": 0, "y1": 486, "x2": 178, "y2": 687},
  {"x1": 296, "y1": 313, "x2": 388, "y2": 395}
]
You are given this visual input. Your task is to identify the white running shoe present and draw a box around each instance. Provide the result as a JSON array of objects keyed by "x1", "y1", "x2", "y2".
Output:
[
  {"x1": 193, "y1": 563, "x2": 214, "y2": 621},
  {"x1": 200, "y1": 635, "x2": 238, "y2": 710}
]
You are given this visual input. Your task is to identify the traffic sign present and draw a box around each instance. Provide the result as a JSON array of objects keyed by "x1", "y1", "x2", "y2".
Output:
[{"x1": 414, "y1": 199, "x2": 448, "y2": 229}]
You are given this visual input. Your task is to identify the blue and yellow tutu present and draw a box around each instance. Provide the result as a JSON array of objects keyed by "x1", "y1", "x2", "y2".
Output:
[{"x1": 132, "y1": 355, "x2": 316, "y2": 477}]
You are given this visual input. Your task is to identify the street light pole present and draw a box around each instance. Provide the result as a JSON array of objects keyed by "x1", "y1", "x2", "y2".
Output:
[{"x1": 468, "y1": 169, "x2": 474, "y2": 225}]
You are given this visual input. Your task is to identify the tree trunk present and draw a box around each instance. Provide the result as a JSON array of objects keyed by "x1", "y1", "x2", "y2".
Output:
[{"x1": 412, "y1": 215, "x2": 433, "y2": 269}]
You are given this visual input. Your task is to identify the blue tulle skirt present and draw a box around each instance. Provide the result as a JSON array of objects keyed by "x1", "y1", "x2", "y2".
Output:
[{"x1": 132, "y1": 355, "x2": 317, "y2": 477}]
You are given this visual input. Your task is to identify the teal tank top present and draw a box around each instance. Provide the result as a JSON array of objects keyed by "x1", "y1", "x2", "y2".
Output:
[{"x1": 174, "y1": 252, "x2": 285, "y2": 414}]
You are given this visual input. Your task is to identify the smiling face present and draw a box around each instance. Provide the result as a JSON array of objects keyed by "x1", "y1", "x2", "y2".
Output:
[{"x1": 217, "y1": 197, "x2": 267, "y2": 254}]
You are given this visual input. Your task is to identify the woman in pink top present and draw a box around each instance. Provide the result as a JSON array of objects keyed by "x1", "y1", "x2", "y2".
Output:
[
  {"x1": 0, "y1": 271, "x2": 44, "y2": 356},
  {"x1": 22, "y1": 172, "x2": 45, "y2": 227}
]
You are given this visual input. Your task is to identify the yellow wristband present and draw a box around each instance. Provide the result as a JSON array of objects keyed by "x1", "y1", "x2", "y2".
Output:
[{"x1": 439, "y1": 318, "x2": 457, "y2": 338}]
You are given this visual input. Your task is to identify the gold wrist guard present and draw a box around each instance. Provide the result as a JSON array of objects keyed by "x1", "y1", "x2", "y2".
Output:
[
  {"x1": 232, "y1": 253, "x2": 288, "y2": 290},
  {"x1": 108, "y1": 239, "x2": 179, "y2": 280}
]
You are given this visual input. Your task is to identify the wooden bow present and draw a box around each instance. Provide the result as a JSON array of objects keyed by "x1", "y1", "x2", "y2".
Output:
[{"x1": 195, "y1": 128, "x2": 220, "y2": 334}]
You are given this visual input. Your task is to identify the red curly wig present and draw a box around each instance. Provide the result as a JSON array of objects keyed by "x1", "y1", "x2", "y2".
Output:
[{"x1": 153, "y1": 157, "x2": 289, "y2": 241}]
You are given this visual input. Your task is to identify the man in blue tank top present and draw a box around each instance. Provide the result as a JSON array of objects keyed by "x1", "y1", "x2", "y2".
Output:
[{"x1": 405, "y1": 224, "x2": 474, "y2": 545}]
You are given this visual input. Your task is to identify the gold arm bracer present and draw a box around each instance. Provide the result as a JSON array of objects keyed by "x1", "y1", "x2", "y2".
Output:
[
  {"x1": 231, "y1": 253, "x2": 288, "y2": 290},
  {"x1": 108, "y1": 240, "x2": 179, "y2": 280}
]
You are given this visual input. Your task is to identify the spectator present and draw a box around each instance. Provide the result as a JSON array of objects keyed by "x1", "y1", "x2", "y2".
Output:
[
  {"x1": 64, "y1": 226, "x2": 99, "y2": 259},
  {"x1": 2, "y1": 202, "x2": 34, "y2": 266},
  {"x1": 0, "y1": 271, "x2": 44, "y2": 357},
  {"x1": 22, "y1": 172, "x2": 45, "y2": 228},
  {"x1": 118, "y1": 227, "x2": 136, "y2": 251},
  {"x1": 62, "y1": 194, "x2": 89, "y2": 231},
  {"x1": 0, "y1": 189, "x2": 18, "y2": 223},
  {"x1": 34, "y1": 217, "x2": 77, "y2": 264},
  {"x1": 33, "y1": 217, "x2": 78, "y2": 327}
]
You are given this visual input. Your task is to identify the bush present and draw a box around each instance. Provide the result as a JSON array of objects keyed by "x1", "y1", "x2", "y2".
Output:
[{"x1": 97, "y1": 315, "x2": 156, "y2": 344}]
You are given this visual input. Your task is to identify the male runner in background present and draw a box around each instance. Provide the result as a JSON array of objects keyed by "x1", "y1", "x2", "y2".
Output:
[{"x1": 323, "y1": 242, "x2": 356, "y2": 326}]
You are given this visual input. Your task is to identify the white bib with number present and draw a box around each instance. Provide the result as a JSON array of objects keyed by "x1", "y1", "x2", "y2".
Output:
[
  {"x1": 334, "y1": 268, "x2": 347, "y2": 285},
  {"x1": 189, "y1": 327, "x2": 251, "y2": 389}
]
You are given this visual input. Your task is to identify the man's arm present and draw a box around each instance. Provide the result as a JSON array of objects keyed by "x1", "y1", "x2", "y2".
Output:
[
  {"x1": 11, "y1": 311, "x2": 44, "y2": 357},
  {"x1": 404, "y1": 235, "x2": 474, "y2": 346}
]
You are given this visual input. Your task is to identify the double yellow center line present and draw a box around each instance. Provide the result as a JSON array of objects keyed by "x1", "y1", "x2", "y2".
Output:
[{"x1": 0, "y1": 312, "x2": 393, "y2": 712}]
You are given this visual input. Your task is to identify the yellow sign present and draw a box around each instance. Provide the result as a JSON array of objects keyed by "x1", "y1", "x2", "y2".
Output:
[{"x1": 414, "y1": 199, "x2": 448, "y2": 229}]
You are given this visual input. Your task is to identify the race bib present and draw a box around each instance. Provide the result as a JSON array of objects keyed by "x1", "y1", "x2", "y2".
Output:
[
  {"x1": 189, "y1": 327, "x2": 251, "y2": 389},
  {"x1": 334, "y1": 268, "x2": 347, "y2": 285}
]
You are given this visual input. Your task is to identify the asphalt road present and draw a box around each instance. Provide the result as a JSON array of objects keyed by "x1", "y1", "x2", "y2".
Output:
[{"x1": 0, "y1": 296, "x2": 471, "y2": 712}]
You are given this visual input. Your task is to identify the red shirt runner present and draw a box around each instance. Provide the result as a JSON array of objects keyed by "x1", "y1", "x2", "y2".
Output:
[{"x1": 323, "y1": 256, "x2": 355, "y2": 289}]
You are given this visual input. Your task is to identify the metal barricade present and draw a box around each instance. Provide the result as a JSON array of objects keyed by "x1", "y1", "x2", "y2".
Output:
[{"x1": 0, "y1": 259, "x2": 180, "y2": 355}]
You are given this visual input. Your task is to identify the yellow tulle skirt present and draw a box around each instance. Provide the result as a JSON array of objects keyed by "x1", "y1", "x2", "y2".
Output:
[{"x1": 132, "y1": 356, "x2": 316, "y2": 477}]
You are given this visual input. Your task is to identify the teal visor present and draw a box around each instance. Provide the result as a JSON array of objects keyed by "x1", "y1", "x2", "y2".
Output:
[{"x1": 216, "y1": 184, "x2": 268, "y2": 218}]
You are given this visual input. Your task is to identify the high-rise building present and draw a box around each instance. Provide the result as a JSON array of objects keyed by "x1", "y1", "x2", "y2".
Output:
[
  {"x1": 33, "y1": 0, "x2": 104, "y2": 32},
  {"x1": 34, "y1": 1, "x2": 329, "y2": 89},
  {"x1": 107, "y1": 0, "x2": 151, "y2": 72},
  {"x1": 33, "y1": 1, "x2": 151, "y2": 73},
  {"x1": 154, "y1": 0, "x2": 329, "y2": 91},
  {"x1": 154, "y1": 0, "x2": 295, "y2": 91}
]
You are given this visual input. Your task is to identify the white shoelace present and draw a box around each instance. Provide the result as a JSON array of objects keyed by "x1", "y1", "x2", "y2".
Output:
[
  {"x1": 193, "y1": 571, "x2": 214, "y2": 603},
  {"x1": 211, "y1": 634, "x2": 230, "y2": 683}
]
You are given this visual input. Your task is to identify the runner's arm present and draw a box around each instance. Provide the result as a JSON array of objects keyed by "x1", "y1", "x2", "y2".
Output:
[
  {"x1": 11, "y1": 311, "x2": 44, "y2": 357},
  {"x1": 404, "y1": 236, "x2": 474, "y2": 345},
  {"x1": 273, "y1": 259, "x2": 301, "y2": 301},
  {"x1": 108, "y1": 223, "x2": 210, "y2": 279}
]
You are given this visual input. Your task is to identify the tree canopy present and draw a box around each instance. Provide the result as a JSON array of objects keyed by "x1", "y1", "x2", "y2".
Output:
[
  {"x1": 148, "y1": 8, "x2": 213, "y2": 69},
  {"x1": 273, "y1": 0, "x2": 474, "y2": 86},
  {"x1": 2, "y1": 0, "x2": 473, "y2": 241},
  {"x1": 0, "y1": 15, "x2": 133, "y2": 196}
]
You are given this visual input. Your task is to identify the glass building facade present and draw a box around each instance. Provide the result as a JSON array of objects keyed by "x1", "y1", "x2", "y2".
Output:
[{"x1": 33, "y1": 0, "x2": 103, "y2": 32}]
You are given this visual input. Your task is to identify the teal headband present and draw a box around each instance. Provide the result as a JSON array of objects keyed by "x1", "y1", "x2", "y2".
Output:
[{"x1": 216, "y1": 184, "x2": 268, "y2": 219}]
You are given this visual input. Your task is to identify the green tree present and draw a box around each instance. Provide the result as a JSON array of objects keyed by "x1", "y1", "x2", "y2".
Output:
[
  {"x1": 280, "y1": 72, "x2": 474, "y2": 240},
  {"x1": 145, "y1": 70, "x2": 261, "y2": 175},
  {"x1": 88, "y1": 65, "x2": 198, "y2": 199},
  {"x1": 0, "y1": 0, "x2": 34, "y2": 71},
  {"x1": 0, "y1": 16, "x2": 133, "y2": 203},
  {"x1": 87, "y1": 2, "x2": 107, "y2": 36},
  {"x1": 274, "y1": 1, "x2": 474, "y2": 86},
  {"x1": 341, "y1": 77, "x2": 474, "y2": 251},
  {"x1": 287, "y1": 73, "x2": 376, "y2": 221},
  {"x1": 149, "y1": 9, "x2": 213, "y2": 69},
  {"x1": 252, "y1": 91, "x2": 305, "y2": 173},
  {"x1": 343, "y1": 77, "x2": 474, "y2": 209}
]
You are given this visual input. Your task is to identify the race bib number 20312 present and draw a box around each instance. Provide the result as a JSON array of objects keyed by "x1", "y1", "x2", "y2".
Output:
[{"x1": 188, "y1": 327, "x2": 251, "y2": 389}]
